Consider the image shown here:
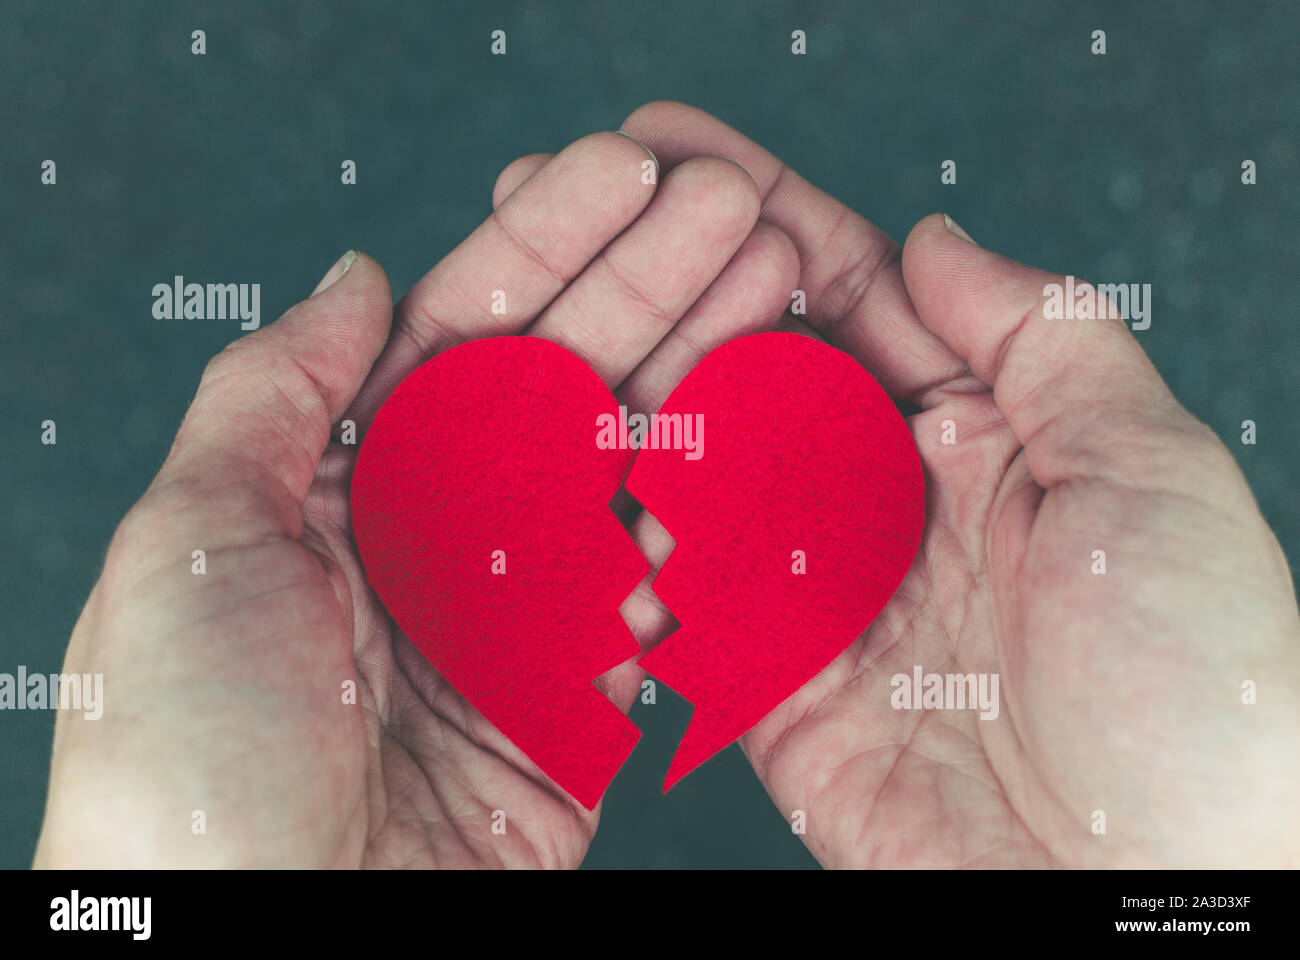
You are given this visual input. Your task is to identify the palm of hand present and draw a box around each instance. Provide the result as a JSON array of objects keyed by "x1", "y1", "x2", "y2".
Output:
[{"x1": 742, "y1": 385, "x2": 1300, "y2": 868}]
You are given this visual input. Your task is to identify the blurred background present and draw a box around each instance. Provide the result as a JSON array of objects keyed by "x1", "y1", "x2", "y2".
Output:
[{"x1": 2, "y1": 0, "x2": 1296, "y2": 868}]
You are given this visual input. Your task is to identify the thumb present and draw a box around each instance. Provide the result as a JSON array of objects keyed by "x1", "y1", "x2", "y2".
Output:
[
  {"x1": 902, "y1": 213, "x2": 1206, "y2": 488},
  {"x1": 152, "y1": 251, "x2": 392, "y2": 540}
]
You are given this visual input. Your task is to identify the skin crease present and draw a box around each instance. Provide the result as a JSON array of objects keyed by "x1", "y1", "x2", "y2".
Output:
[{"x1": 35, "y1": 104, "x2": 1300, "y2": 869}]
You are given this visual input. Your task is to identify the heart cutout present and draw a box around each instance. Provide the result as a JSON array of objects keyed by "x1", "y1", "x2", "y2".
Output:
[{"x1": 351, "y1": 332, "x2": 924, "y2": 809}]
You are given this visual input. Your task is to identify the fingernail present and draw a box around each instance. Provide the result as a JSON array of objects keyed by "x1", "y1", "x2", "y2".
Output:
[
  {"x1": 312, "y1": 250, "x2": 357, "y2": 296},
  {"x1": 616, "y1": 129, "x2": 658, "y2": 173},
  {"x1": 728, "y1": 155, "x2": 759, "y2": 191},
  {"x1": 943, "y1": 214, "x2": 975, "y2": 244}
]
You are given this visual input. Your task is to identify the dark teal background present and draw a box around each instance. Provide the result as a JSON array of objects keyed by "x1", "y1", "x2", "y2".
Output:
[{"x1": 2, "y1": 1, "x2": 1297, "y2": 868}]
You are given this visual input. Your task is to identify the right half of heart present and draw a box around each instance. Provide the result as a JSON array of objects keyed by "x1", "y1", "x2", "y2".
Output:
[{"x1": 627, "y1": 330, "x2": 925, "y2": 790}]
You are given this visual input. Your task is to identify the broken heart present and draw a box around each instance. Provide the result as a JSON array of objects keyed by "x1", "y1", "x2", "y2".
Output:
[{"x1": 351, "y1": 332, "x2": 924, "y2": 809}]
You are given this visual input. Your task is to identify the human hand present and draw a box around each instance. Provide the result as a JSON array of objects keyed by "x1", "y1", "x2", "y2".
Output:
[
  {"x1": 35, "y1": 131, "x2": 802, "y2": 868},
  {"x1": 616, "y1": 102, "x2": 1300, "y2": 867}
]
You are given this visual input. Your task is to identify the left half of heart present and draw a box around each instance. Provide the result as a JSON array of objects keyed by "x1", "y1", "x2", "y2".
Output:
[{"x1": 351, "y1": 336, "x2": 646, "y2": 811}]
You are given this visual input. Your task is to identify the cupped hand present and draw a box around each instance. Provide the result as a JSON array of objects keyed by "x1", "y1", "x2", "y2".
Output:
[
  {"x1": 35, "y1": 131, "x2": 802, "y2": 868},
  {"x1": 616, "y1": 102, "x2": 1300, "y2": 868}
]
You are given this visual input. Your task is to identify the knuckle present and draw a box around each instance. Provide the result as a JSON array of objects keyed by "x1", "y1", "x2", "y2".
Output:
[{"x1": 198, "y1": 337, "x2": 255, "y2": 389}]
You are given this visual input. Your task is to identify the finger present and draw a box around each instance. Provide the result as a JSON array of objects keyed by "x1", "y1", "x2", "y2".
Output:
[
  {"x1": 156, "y1": 252, "x2": 393, "y2": 541},
  {"x1": 901, "y1": 213, "x2": 1202, "y2": 488},
  {"x1": 615, "y1": 220, "x2": 800, "y2": 415},
  {"x1": 492, "y1": 153, "x2": 553, "y2": 209},
  {"x1": 349, "y1": 131, "x2": 657, "y2": 426},
  {"x1": 527, "y1": 155, "x2": 761, "y2": 386},
  {"x1": 621, "y1": 100, "x2": 967, "y2": 402}
]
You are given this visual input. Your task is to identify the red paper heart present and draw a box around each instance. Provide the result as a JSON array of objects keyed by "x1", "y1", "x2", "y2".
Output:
[
  {"x1": 351, "y1": 337, "x2": 647, "y2": 810},
  {"x1": 626, "y1": 332, "x2": 924, "y2": 789},
  {"x1": 351, "y1": 332, "x2": 924, "y2": 809}
]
